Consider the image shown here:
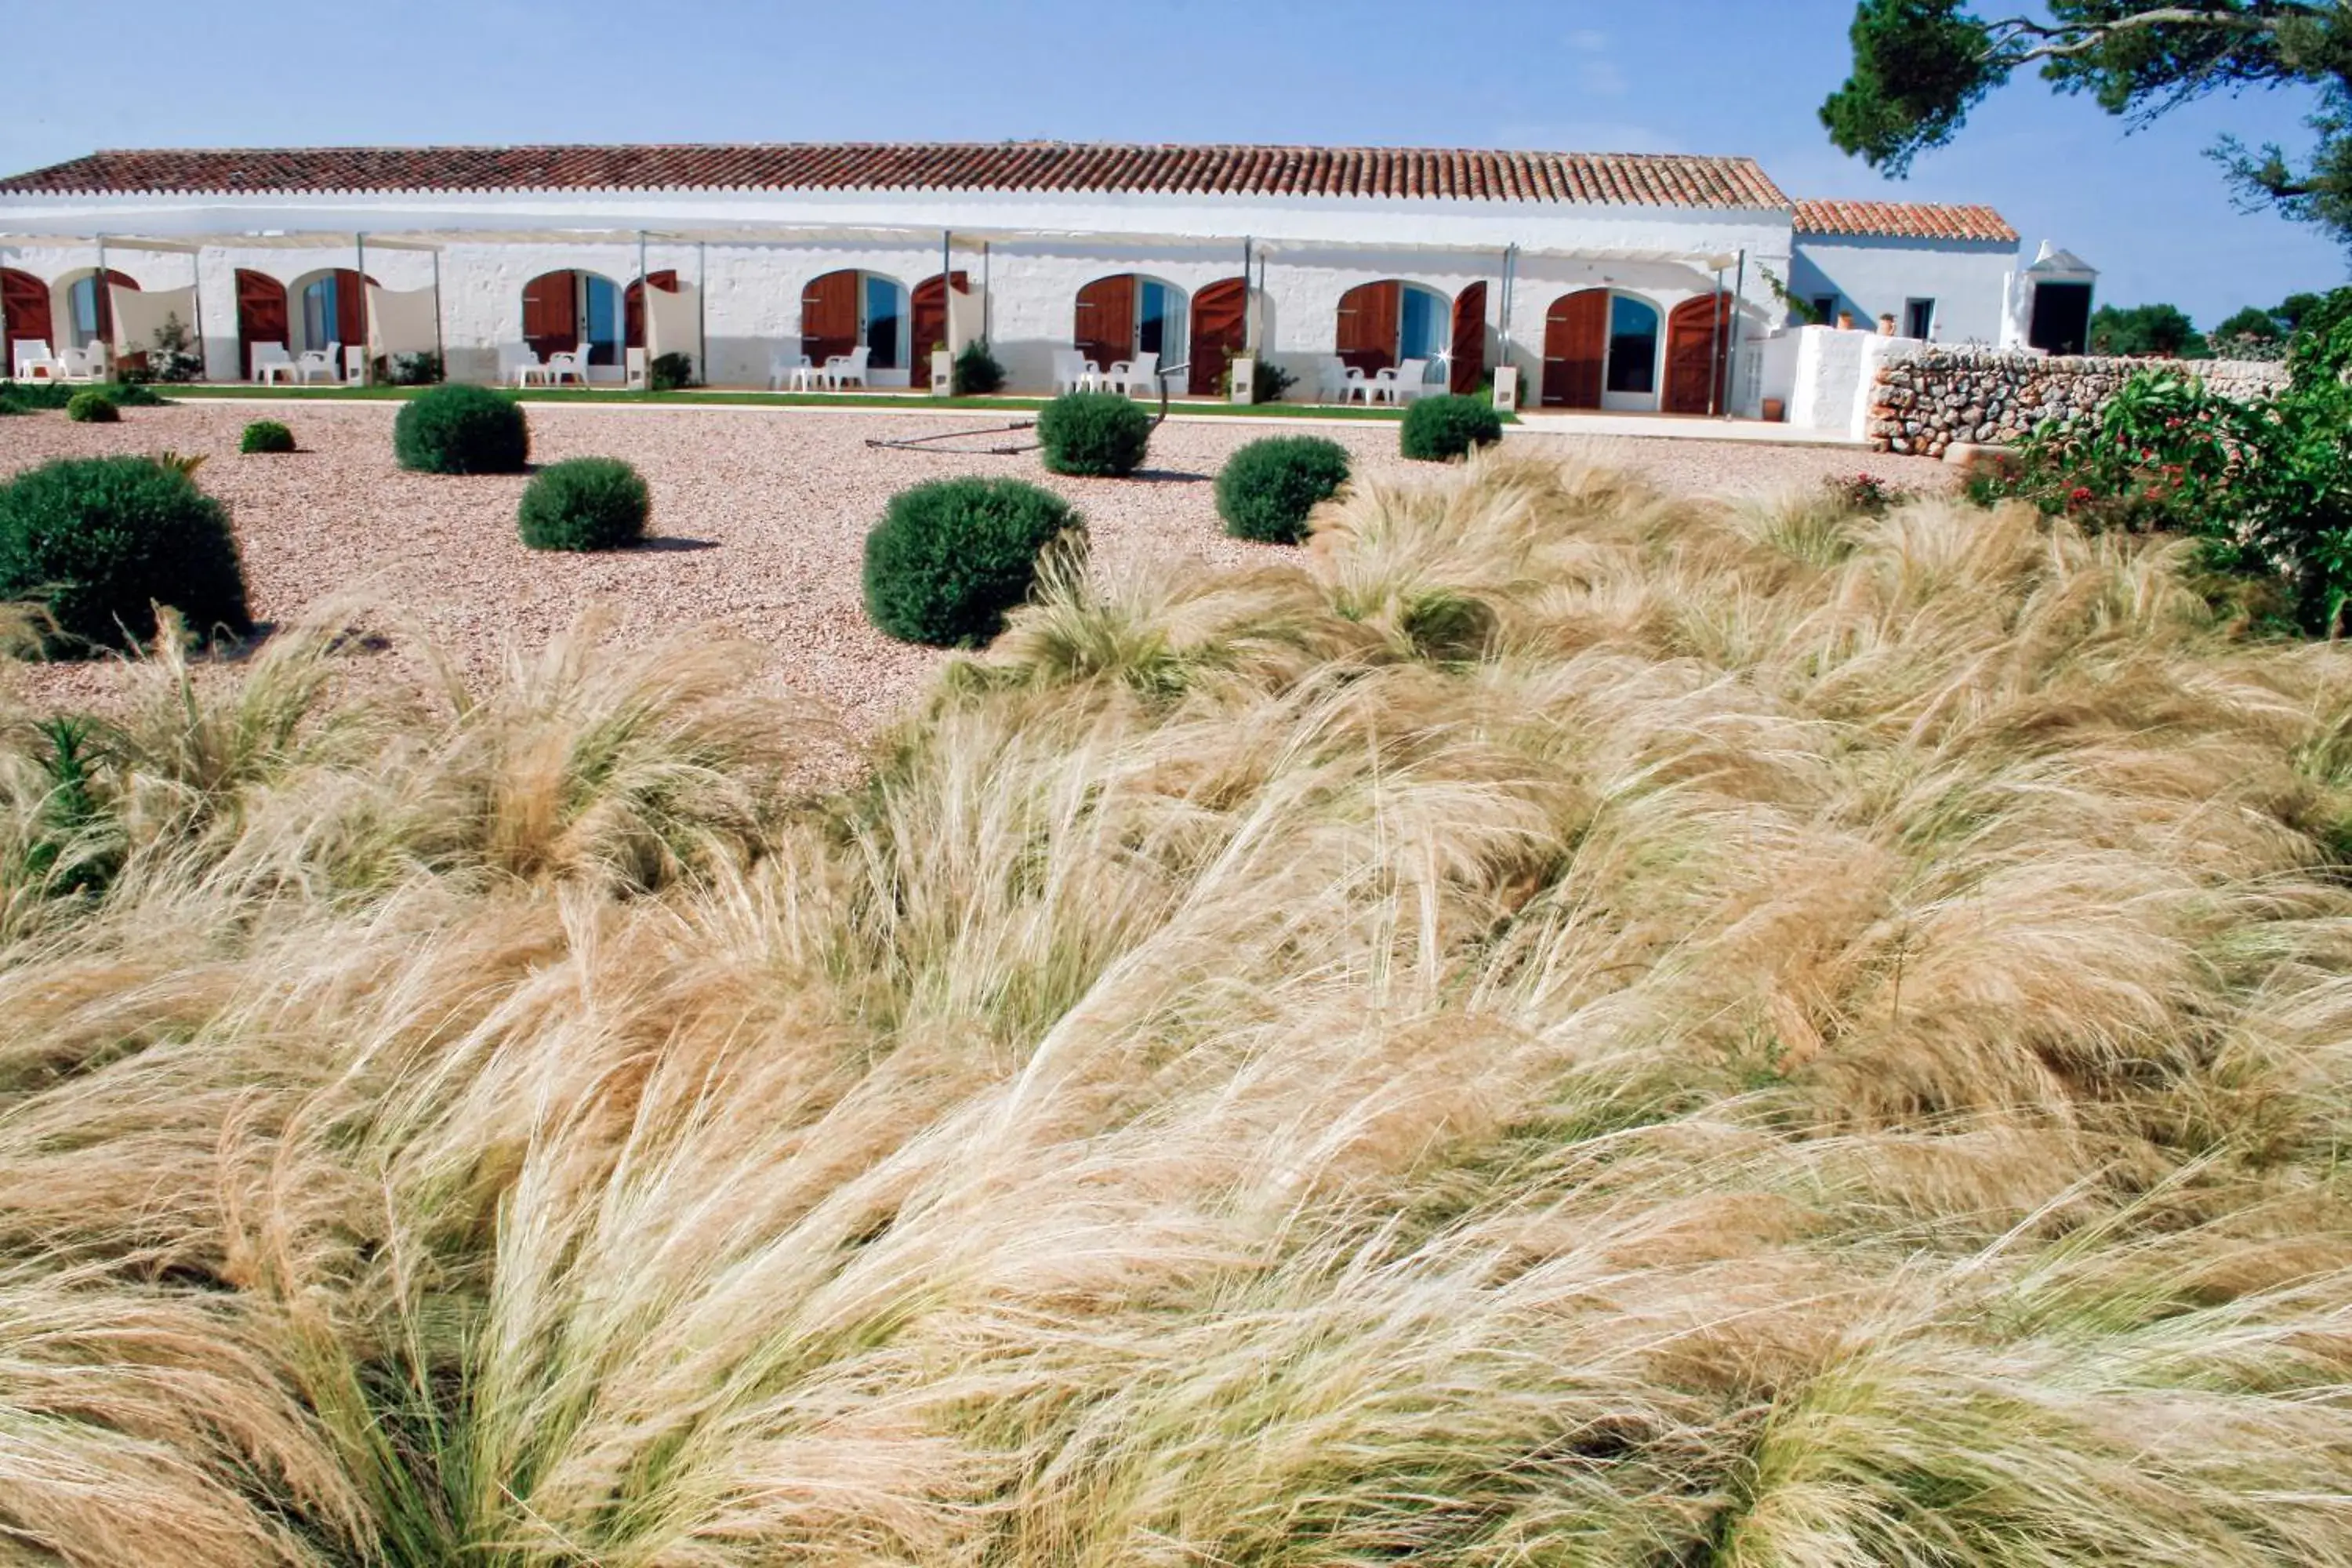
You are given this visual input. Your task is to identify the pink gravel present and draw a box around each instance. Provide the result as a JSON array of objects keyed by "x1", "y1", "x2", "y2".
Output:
[{"x1": 0, "y1": 401, "x2": 1948, "y2": 728}]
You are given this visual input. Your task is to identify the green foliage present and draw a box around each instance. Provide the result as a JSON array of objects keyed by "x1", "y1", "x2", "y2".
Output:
[
  {"x1": 1825, "y1": 471, "x2": 1913, "y2": 517},
  {"x1": 65, "y1": 390, "x2": 118, "y2": 423},
  {"x1": 378, "y1": 351, "x2": 444, "y2": 386},
  {"x1": 1400, "y1": 394, "x2": 1504, "y2": 462},
  {"x1": 1036, "y1": 391, "x2": 1153, "y2": 477},
  {"x1": 239, "y1": 419, "x2": 296, "y2": 455},
  {"x1": 2089, "y1": 302, "x2": 2209, "y2": 359},
  {"x1": 953, "y1": 339, "x2": 1007, "y2": 396},
  {"x1": 0, "y1": 456, "x2": 251, "y2": 653},
  {"x1": 1824, "y1": 2, "x2": 2352, "y2": 250},
  {"x1": 1977, "y1": 290, "x2": 2352, "y2": 633},
  {"x1": 517, "y1": 458, "x2": 651, "y2": 552},
  {"x1": 0, "y1": 379, "x2": 162, "y2": 411},
  {"x1": 19, "y1": 714, "x2": 119, "y2": 897},
  {"x1": 648, "y1": 351, "x2": 698, "y2": 392},
  {"x1": 2216, "y1": 305, "x2": 2288, "y2": 343},
  {"x1": 1215, "y1": 437, "x2": 1351, "y2": 545},
  {"x1": 1251, "y1": 357, "x2": 1298, "y2": 405},
  {"x1": 146, "y1": 313, "x2": 201, "y2": 383},
  {"x1": 862, "y1": 477, "x2": 1083, "y2": 646},
  {"x1": 393, "y1": 383, "x2": 530, "y2": 474}
]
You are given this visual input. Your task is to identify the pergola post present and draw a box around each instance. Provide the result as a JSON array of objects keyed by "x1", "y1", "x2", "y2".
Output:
[
  {"x1": 354, "y1": 232, "x2": 368, "y2": 383},
  {"x1": 431, "y1": 250, "x2": 445, "y2": 376},
  {"x1": 697, "y1": 239, "x2": 708, "y2": 384}
]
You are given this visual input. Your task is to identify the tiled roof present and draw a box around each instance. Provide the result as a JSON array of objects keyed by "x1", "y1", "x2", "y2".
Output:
[
  {"x1": 1793, "y1": 198, "x2": 2018, "y2": 244},
  {"x1": 0, "y1": 142, "x2": 1791, "y2": 209}
]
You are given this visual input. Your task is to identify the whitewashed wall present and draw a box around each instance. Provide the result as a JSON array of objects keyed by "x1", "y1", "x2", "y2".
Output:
[{"x1": 1788, "y1": 235, "x2": 2020, "y2": 346}]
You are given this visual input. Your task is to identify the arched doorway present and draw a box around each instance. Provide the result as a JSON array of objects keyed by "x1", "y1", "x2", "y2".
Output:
[
  {"x1": 56, "y1": 268, "x2": 138, "y2": 351},
  {"x1": 521, "y1": 270, "x2": 624, "y2": 371},
  {"x1": 800, "y1": 269, "x2": 909, "y2": 375},
  {"x1": 2, "y1": 267, "x2": 51, "y2": 368},
  {"x1": 1449, "y1": 281, "x2": 1487, "y2": 396},
  {"x1": 1334, "y1": 279, "x2": 1449, "y2": 378},
  {"x1": 911, "y1": 270, "x2": 970, "y2": 389},
  {"x1": 1188, "y1": 277, "x2": 1249, "y2": 397},
  {"x1": 1541, "y1": 289, "x2": 1662, "y2": 412},
  {"x1": 234, "y1": 270, "x2": 289, "y2": 379},
  {"x1": 289, "y1": 268, "x2": 372, "y2": 356},
  {"x1": 1663, "y1": 293, "x2": 1733, "y2": 416},
  {"x1": 1073, "y1": 274, "x2": 1188, "y2": 376}
]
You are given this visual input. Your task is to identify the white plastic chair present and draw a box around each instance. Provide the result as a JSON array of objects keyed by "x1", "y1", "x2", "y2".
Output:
[
  {"x1": 1105, "y1": 351, "x2": 1160, "y2": 397},
  {"x1": 1370, "y1": 358, "x2": 1431, "y2": 406},
  {"x1": 251, "y1": 342, "x2": 295, "y2": 384},
  {"x1": 770, "y1": 350, "x2": 816, "y2": 391},
  {"x1": 546, "y1": 343, "x2": 592, "y2": 387},
  {"x1": 294, "y1": 343, "x2": 341, "y2": 384},
  {"x1": 62, "y1": 343, "x2": 109, "y2": 382},
  {"x1": 1316, "y1": 356, "x2": 1368, "y2": 404},
  {"x1": 512, "y1": 347, "x2": 550, "y2": 388},
  {"x1": 819, "y1": 346, "x2": 869, "y2": 390},
  {"x1": 11, "y1": 339, "x2": 56, "y2": 381},
  {"x1": 1051, "y1": 350, "x2": 1101, "y2": 395}
]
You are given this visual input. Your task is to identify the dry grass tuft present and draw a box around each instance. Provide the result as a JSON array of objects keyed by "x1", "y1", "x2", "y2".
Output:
[{"x1": 5, "y1": 450, "x2": 2352, "y2": 1563}]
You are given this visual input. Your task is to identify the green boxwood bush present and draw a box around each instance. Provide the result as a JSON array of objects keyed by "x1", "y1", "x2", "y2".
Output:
[
  {"x1": 66, "y1": 390, "x2": 119, "y2": 424},
  {"x1": 240, "y1": 419, "x2": 296, "y2": 454},
  {"x1": 863, "y1": 477, "x2": 1082, "y2": 646},
  {"x1": 393, "y1": 383, "x2": 530, "y2": 474},
  {"x1": 1400, "y1": 394, "x2": 1504, "y2": 462},
  {"x1": 953, "y1": 339, "x2": 1007, "y2": 396},
  {"x1": 0, "y1": 380, "x2": 162, "y2": 411},
  {"x1": 648, "y1": 351, "x2": 697, "y2": 391},
  {"x1": 1215, "y1": 436, "x2": 1350, "y2": 545},
  {"x1": 1036, "y1": 391, "x2": 1152, "y2": 477},
  {"x1": 0, "y1": 456, "x2": 251, "y2": 653},
  {"x1": 517, "y1": 457, "x2": 650, "y2": 551}
]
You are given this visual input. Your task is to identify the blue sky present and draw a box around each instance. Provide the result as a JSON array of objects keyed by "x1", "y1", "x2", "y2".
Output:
[{"x1": 3, "y1": 0, "x2": 2340, "y2": 325}]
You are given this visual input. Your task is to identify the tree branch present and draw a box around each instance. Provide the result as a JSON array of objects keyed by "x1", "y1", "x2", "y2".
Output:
[{"x1": 1979, "y1": 4, "x2": 2318, "y2": 64}]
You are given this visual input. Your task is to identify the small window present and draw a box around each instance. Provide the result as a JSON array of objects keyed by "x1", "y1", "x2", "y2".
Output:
[
  {"x1": 1905, "y1": 298, "x2": 1936, "y2": 340},
  {"x1": 1810, "y1": 295, "x2": 1838, "y2": 326}
]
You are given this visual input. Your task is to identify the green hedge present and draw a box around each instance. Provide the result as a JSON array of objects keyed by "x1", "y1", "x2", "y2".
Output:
[
  {"x1": 863, "y1": 477, "x2": 1082, "y2": 646},
  {"x1": 1400, "y1": 394, "x2": 1504, "y2": 462},
  {"x1": 0, "y1": 456, "x2": 250, "y2": 653},
  {"x1": 1036, "y1": 391, "x2": 1152, "y2": 477},
  {"x1": 517, "y1": 458, "x2": 650, "y2": 551},
  {"x1": 65, "y1": 390, "x2": 119, "y2": 423},
  {"x1": 240, "y1": 419, "x2": 296, "y2": 454},
  {"x1": 393, "y1": 383, "x2": 530, "y2": 474},
  {"x1": 0, "y1": 380, "x2": 164, "y2": 411},
  {"x1": 1215, "y1": 436, "x2": 1350, "y2": 545}
]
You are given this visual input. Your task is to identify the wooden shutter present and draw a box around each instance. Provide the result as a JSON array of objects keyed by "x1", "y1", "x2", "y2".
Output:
[
  {"x1": 234, "y1": 269, "x2": 288, "y2": 378},
  {"x1": 1334, "y1": 280, "x2": 1401, "y2": 376},
  {"x1": 1450, "y1": 281, "x2": 1487, "y2": 396},
  {"x1": 799, "y1": 269, "x2": 860, "y2": 365},
  {"x1": 1664, "y1": 293, "x2": 1732, "y2": 416},
  {"x1": 1541, "y1": 289, "x2": 1609, "y2": 409},
  {"x1": 1188, "y1": 277, "x2": 1248, "y2": 397},
  {"x1": 1073, "y1": 274, "x2": 1136, "y2": 372},
  {"x1": 2, "y1": 267, "x2": 53, "y2": 365},
  {"x1": 332, "y1": 269, "x2": 369, "y2": 350},
  {"x1": 521, "y1": 270, "x2": 579, "y2": 360},
  {"x1": 96, "y1": 270, "x2": 137, "y2": 367},
  {"x1": 909, "y1": 270, "x2": 970, "y2": 388},
  {"x1": 624, "y1": 268, "x2": 679, "y2": 350}
]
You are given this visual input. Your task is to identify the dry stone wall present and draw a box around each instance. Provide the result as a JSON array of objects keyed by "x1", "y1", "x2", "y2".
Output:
[{"x1": 1867, "y1": 349, "x2": 2288, "y2": 457}]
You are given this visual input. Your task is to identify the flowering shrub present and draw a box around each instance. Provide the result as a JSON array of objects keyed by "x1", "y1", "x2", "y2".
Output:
[
  {"x1": 1974, "y1": 296, "x2": 2352, "y2": 634},
  {"x1": 1824, "y1": 472, "x2": 1911, "y2": 517}
]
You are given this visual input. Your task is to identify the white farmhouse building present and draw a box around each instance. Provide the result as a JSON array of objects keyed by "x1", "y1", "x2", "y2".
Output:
[{"x1": 0, "y1": 141, "x2": 2077, "y2": 415}]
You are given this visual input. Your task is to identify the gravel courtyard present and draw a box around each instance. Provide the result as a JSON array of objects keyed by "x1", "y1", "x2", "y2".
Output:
[{"x1": 0, "y1": 401, "x2": 1949, "y2": 728}]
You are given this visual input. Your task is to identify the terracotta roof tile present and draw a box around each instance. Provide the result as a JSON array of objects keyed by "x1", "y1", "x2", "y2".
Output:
[
  {"x1": 0, "y1": 142, "x2": 1790, "y2": 209},
  {"x1": 1793, "y1": 198, "x2": 2018, "y2": 244}
]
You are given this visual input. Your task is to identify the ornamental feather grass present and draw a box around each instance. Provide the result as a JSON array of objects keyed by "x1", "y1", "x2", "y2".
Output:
[{"x1": 5, "y1": 452, "x2": 2352, "y2": 1563}]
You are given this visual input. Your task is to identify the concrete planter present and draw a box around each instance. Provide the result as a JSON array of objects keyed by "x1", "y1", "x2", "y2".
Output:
[
  {"x1": 929, "y1": 349, "x2": 955, "y2": 394},
  {"x1": 1491, "y1": 365, "x2": 1519, "y2": 412},
  {"x1": 1229, "y1": 355, "x2": 1255, "y2": 405}
]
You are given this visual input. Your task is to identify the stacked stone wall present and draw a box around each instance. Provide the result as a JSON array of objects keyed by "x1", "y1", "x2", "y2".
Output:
[{"x1": 1867, "y1": 349, "x2": 2288, "y2": 456}]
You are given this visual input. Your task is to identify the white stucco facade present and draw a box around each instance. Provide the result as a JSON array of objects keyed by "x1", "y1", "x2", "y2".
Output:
[
  {"x1": 1788, "y1": 234, "x2": 2020, "y2": 346},
  {"x1": 0, "y1": 146, "x2": 2039, "y2": 418}
]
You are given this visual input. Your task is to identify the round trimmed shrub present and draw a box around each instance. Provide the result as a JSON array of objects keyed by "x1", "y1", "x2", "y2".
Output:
[
  {"x1": 1400, "y1": 394, "x2": 1504, "y2": 463},
  {"x1": 65, "y1": 390, "x2": 119, "y2": 424},
  {"x1": 517, "y1": 457, "x2": 650, "y2": 551},
  {"x1": 863, "y1": 477, "x2": 1083, "y2": 647},
  {"x1": 1215, "y1": 436, "x2": 1351, "y2": 545},
  {"x1": 240, "y1": 419, "x2": 296, "y2": 454},
  {"x1": 393, "y1": 383, "x2": 529, "y2": 474},
  {"x1": 1036, "y1": 391, "x2": 1152, "y2": 477},
  {"x1": 0, "y1": 456, "x2": 251, "y2": 653}
]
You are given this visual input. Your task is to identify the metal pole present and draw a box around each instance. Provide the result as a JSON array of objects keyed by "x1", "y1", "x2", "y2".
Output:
[
  {"x1": 188, "y1": 245, "x2": 208, "y2": 381},
  {"x1": 1241, "y1": 237, "x2": 1253, "y2": 353},
  {"x1": 637, "y1": 229, "x2": 648, "y2": 383},
  {"x1": 431, "y1": 249, "x2": 445, "y2": 377},
  {"x1": 95, "y1": 234, "x2": 107, "y2": 365},
  {"x1": 354, "y1": 232, "x2": 367, "y2": 383},
  {"x1": 698, "y1": 240, "x2": 707, "y2": 386},
  {"x1": 1708, "y1": 263, "x2": 1724, "y2": 419},
  {"x1": 982, "y1": 241, "x2": 991, "y2": 343},
  {"x1": 938, "y1": 227, "x2": 953, "y2": 390},
  {"x1": 1727, "y1": 248, "x2": 1747, "y2": 421}
]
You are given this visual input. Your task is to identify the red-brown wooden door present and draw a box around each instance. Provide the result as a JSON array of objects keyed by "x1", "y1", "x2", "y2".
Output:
[
  {"x1": 1073, "y1": 274, "x2": 1137, "y2": 372},
  {"x1": 2, "y1": 267, "x2": 51, "y2": 367},
  {"x1": 624, "y1": 269, "x2": 679, "y2": 350},
  {"x1": 800, "y1": 269, "x2": 860, "y2": 366},
  {"x1": 910, "y1": 270, "x2": 970, "y2": 388},
  {"x1": 521, "y1": 270, "x2": 579, "y2": 361},
  {"x1": 331, "y1": 269, "x2": 370, "y2": 352},
  {"x1": 1664, "y1": 293, "x2": 1732, "y2": 416},
  {"x1": 1189, "y1": 277, "x2": 1248, "y2": 397},
  {"x1": 1334, "y1": 280, "x2": 1401, "y2": 376},
  {"x1": 234, "y1": 270, "x2": 288, "y2": 379},
  {"x1": 88, "y1": 270, "x2": 138, "y2": 368},
  {"x1": 1449, "y1": 281, "x2": 1487, "y2": 395},
  {"x1": 1541, "y1": 289, "x2": 1610, "y2": 409}
]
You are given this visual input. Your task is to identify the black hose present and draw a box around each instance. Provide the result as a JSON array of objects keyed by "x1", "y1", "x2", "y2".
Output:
[{"x1": 859, "y1": 358, "x2": 1192, "y2": 456}]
